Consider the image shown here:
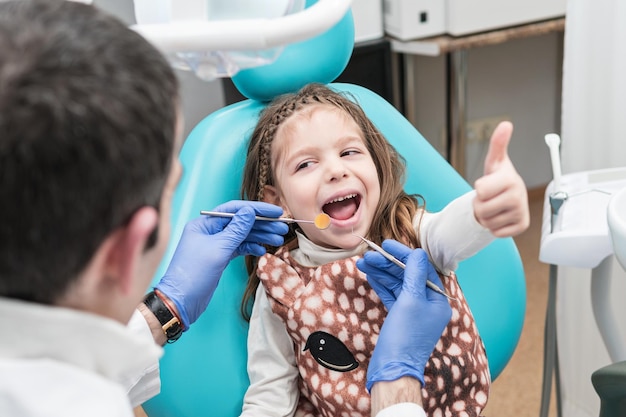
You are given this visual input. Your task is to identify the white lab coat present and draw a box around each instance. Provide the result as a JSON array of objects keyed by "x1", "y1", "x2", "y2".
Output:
[{"x1": 0, "y1": 297, "x2": 162, "y2": 417}]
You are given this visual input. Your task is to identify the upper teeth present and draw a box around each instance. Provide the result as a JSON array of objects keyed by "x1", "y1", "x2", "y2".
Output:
[{"x1": 328, "y1": 194, "x2": 357, "y2": 204}]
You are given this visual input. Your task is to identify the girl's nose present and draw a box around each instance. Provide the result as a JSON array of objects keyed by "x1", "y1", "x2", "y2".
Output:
[{"x1": 326, "y1": 160, "x2": 348, "y2": 182}]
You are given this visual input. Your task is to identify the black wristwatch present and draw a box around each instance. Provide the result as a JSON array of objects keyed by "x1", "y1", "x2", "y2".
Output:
[{"x1": 143, "y1": 291, "x2": 183, "y2": 343}]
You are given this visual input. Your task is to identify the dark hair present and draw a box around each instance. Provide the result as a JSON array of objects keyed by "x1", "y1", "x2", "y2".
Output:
[
  {"x1": 239, "y1": 83, "x2": 424, "y2": 320},
  {"x1": 0, "y1": 0, "x2": 179, "y2": 303}
]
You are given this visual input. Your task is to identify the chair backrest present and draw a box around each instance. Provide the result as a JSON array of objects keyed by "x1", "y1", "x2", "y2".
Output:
[{"x1": 143, "y1": 4, "x2": 526, "y2": 417}]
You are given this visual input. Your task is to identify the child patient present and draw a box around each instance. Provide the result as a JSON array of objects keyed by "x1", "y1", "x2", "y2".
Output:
[{"x1": 238, "y1": 83, "x2": 529, "y2": 417}]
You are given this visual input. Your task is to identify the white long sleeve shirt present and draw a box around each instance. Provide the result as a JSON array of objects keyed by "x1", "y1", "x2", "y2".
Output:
[
  {"x1": 0, "y1": 297, "x2": 163, "y2": 417},
  {"x1": 376, "y1": 403, "x2": 427, "y2": 417},
  {"x1": 241, "y1": 191, "x2": 494, "y2": 416}
]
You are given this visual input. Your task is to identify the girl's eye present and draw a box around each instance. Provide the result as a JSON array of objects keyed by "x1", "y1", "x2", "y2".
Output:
[
  {"x1": 341, "y1": 149, "x2": 361, "y2": 157},
  {"x1": 296, "y1": 160, "x2": 314, "y2": 171}
]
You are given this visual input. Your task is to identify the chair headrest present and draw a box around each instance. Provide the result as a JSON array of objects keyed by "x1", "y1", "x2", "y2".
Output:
[{"x1": 231, "y1": 0, "x2": 354, "y2": 102}]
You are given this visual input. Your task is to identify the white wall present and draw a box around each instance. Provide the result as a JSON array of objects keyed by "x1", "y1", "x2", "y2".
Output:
[{"x1": 408, "y1": 33, "x2": 563, "y2": 189}]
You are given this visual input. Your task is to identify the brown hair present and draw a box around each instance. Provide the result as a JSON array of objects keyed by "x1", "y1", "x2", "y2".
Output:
[
  {"x1": 0, "y1": 0, "x2": 178, "y2": 304},
  {"x1": 240, "y1": 83, "x2": 424, "y2": 320}
]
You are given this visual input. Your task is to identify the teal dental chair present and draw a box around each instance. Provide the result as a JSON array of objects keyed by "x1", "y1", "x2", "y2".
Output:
[{"x1": 143, "y1": 4, "x2": 526, "y2": 417}]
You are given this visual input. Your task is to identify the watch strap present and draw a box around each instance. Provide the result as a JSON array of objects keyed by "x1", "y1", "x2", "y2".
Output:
[{"x1": 143, "y1": 291, "x2": 183, "y2": 343}]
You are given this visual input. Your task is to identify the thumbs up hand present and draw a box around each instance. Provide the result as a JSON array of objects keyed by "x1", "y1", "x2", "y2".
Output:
[{"x1": 473, "y1": 121, "x2": 530, "y2": 237}]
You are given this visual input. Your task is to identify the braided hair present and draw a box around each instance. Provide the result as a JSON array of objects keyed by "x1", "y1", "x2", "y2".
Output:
[{"x1": 240, "y1": 83, "x2": 424, "y2": 320}]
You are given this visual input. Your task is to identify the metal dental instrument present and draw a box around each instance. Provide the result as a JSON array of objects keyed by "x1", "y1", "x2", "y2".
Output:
[
  {"x1": 545, "y1": 133, "x2": 567, "y2": 233},
  {"x1": 200, "y1": 211, "x2": 331, "y2": 230},
  {"x1": 354, "y1": 233, "x2": 456, "y2": 300}
]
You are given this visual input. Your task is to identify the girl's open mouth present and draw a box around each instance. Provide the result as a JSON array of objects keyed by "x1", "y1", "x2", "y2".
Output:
[{"x1": 322, "y1": 193, "x2": 361, "y2": 221}]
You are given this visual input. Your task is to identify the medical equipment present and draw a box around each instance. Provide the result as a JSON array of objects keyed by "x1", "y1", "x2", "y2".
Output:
[
  {"x1": 591, "y1": 186, "x2": 626, "y2": 417},
  {"x1": 383, "y1": 0, "x2": 446, "y2": 40},
  {"x1": 200, "y1": 210, "x2": 331, "y2": 230},
  {"x1": 592, "y1": 360, "x2": 626, "y2": 417},
  {"x1": 545, "y1": 133, "x2": 562, "y2": 193},
  {"x1": 539, "y1": 134, "x2": 626, "y2": 417},
  {"x1": 384, "y1": 0, "x2": 566, "y2": 40},
  {"x1": 544, "y1": 134, "x2": 567, "y2": 237},
  {"x1": 540, "y1": 167, "x2": 626, "y2": 270},
  {"x1": 446, "y1": 0, "x2": 566, "y2": 36},
  {"x1": 607, "y1": 187, "x2": 626, "y2": 270},
  {"x1": 353, "y1": 233, "x2": 455, "y2": 300},
  {"x1": 130, "y1": 0, "x2": 352, "y2": 79}
]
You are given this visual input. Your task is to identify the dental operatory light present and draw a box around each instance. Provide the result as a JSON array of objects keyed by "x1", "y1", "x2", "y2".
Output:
[{"x1": 131, "y1": 0, "x2": 352, "y2": 80}]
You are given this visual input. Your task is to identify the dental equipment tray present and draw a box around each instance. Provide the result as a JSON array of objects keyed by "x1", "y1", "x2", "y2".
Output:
[{"x1": 540, "y1": 166, "x2": 626, "y2": 268}]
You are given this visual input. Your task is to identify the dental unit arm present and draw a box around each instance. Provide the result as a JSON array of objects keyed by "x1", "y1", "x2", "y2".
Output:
[
  {"x1": 131, "y1": 0, "x2": 352, "y2": 54},
  {"x1": 130, "y1": 0, "x2": 352, "y2": 79}
]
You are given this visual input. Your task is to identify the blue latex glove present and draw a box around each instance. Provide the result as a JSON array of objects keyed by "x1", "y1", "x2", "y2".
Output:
[
  {"x1": 356, "y1": 239, "x2": 412, "y2": 310},
  {"x1": 156, "y1": 200, "x2": 289, "y2": 329},
  {"x1": 363, "y1": 247, "x2": 452, "y2": 391}
]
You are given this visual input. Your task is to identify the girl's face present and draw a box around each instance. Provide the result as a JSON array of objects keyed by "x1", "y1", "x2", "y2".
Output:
[{"x1": 263, "y1": 105, "x2": 380, "y2": 249}]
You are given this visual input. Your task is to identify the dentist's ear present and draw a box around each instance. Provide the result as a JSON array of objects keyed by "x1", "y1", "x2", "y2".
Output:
[
  {"x1": 60, "y1": 205, "x2": 159, "y2": 321},
  {"x1": 107, "y1": 206, "x2": 159, "y2": 295}
]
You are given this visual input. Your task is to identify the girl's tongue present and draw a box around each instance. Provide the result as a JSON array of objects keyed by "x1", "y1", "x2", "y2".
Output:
[{"x1": 323, "y1": 198, "x2": 358, "y2": 221}]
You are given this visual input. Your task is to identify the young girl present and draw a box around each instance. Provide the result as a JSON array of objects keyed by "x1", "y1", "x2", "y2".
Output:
[{"x1": 238, "y1": 83, "x2": 529, "y2": 417}]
